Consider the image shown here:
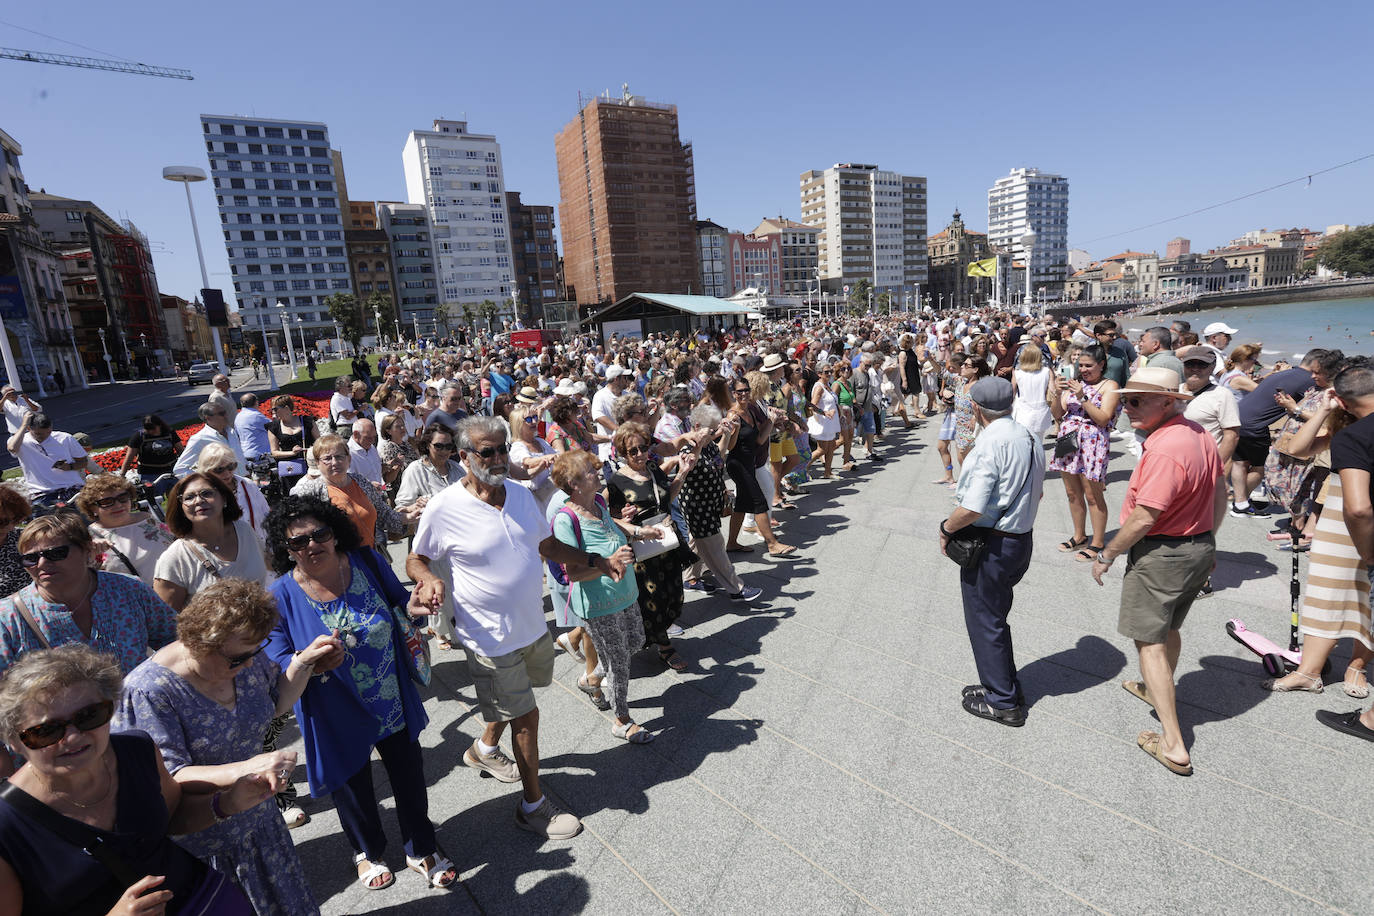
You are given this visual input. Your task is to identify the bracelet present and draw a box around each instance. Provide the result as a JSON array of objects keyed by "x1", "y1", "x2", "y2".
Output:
[
  {"x1": 210, "y1": 791, "x2": 229, "y2": 823},
  {"x1": 939, "y1": 520, "x2": 951, "y2": 536}
]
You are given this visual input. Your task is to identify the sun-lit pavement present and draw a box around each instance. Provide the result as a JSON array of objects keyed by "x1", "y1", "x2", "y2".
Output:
[{"x1": 278, "y1": 417, "x2": 1363, "y2": 916}]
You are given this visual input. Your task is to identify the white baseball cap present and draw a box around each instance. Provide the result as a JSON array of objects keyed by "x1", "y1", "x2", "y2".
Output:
[{"x1": 1203, "y1": 322, "x2": 1238, "y2": 337}]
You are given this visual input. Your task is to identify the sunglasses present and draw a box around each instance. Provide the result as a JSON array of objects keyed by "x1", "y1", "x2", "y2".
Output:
[
  {"x1": 625, "y1": 444, "x2": 650, "y2": 456},
  {"x1": 20, "y1": 545, "x2": 72, "y2": 567},
  {"x1": 733, "y1": 389, "x2": 751, "y2": 396},
  {"x1": 285, "y1": 526, "x2": 336, "y2": 551},
  {"x1": 522, "y1": 416, "x2": 537, "y2": 425},
  {"x1": 468, "y1": 443, "x2": 509, "y2": 459},
  {"x1": 17, "y1": 699, "x2": 115, "y2": 750},
  {"x1": 223, "y1": 641, "x2": 268, "y2": 670},
  {"x1": 94, "y1": 493, "x2": 133, "y2": 509},
  {"x1": 1124, "y1": 396, "x2": 1163, "y2": 408}
]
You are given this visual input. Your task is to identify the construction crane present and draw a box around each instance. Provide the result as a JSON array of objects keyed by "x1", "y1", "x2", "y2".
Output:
[{"x1": 0, "y1": 47, "x2": 192, "y2": 80}]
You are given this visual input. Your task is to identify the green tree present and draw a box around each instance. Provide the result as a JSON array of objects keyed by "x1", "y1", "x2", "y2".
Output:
[
  {"x1": 479, "y1": 299, "x2": 500, "y2": 333},
  {"x1": 461, "y1": 303, "x2": 475, "y2": 331},
  {"x1": 324, "y1": 293, "x2": 363, "y2": 351},
  {"x1": 1315, "y1": 225, "x2": 1374, "y2": 277},
  {"x1": 365, "y1": 291, "x2": 396, "y2": 343},
  {"x1": 848, "y1": 279, "x2": 873, "y2": 313},
  {"x1": 875, "y1": 291, "x2": 892, "y2": 314},
  {"x1": 432, "y1": 303, "x2": 450, "y2": 338}
]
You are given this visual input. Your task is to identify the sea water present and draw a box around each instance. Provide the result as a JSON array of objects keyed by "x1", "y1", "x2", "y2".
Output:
[{"x1": 1125, "y1": 297, "x2": 1373, "y2": 361}]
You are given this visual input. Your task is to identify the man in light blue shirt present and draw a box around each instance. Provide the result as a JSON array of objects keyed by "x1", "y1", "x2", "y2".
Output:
[
  {"x1": 939, "y1": 377, "x2": 1044, "y2": 726},
  {"x1": 234, "y1": 394, "x2": 273, "y2": 461}
]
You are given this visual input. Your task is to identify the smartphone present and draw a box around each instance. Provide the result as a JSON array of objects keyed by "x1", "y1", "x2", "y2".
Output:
[{"x1": 1058, "y1": 364, "x2": 1077, "y2": 381}]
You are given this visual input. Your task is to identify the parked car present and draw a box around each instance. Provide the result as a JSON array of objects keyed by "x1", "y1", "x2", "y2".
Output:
[{"x1": 187, "y1": 361, "x2": 218, "y2": 386}]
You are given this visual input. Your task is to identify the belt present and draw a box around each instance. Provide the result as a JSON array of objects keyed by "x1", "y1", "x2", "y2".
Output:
[
  {"x1": 988, "y1": 529, "x2": 1030, "y2": 539},
  {"x1": 1142, "y1": 532, "x2": 1214, "y2": 544}
]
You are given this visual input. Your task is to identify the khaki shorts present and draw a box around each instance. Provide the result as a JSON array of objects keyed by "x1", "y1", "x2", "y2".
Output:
[
  {"x1": 1117, "y1": 536, "x2": 1215, "y2": 644},
  {"x1": 463, "y1": 631, "x2": 555, "y2": 723},
  {"x1": 769, "y1": 437, "x2": 798, "y2": 463}
]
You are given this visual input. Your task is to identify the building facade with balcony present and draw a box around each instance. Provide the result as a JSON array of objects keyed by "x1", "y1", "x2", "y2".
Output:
[
  {"x1": 987, "y1": 167, "x2": 1069, "y2": 299},
  {"x1": 402, "y1": 119, "x2": 515, "y2": 324},
  {"x1": 377, "y1": 202, "x2": 438, "y2": 334},
  {"x1": 751, "y1": 218, "x2": 819, "y2": 299},
  {"x1": 799, "y1": 163, "x2": 927, "y2": 296},
  {"x1": 200, "y1": 114, "x2": 351, "y2": 352},
  {"x1": 506, "y1": 192, "x2": 561, "y2": 325}
]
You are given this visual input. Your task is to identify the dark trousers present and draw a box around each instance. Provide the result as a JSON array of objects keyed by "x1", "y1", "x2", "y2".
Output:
[
  {"x1": 332, "y1": 728, "x2": 435, "y2": 860},
  {"x1": 959, "y1": 532, "x2": 1034, "y2": 709}
]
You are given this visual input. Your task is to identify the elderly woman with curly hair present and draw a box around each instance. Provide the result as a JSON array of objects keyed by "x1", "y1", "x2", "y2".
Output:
[
  {"x1": 264, "y1": 495, "x2": 454, "y2": 891},
  {"x1": 290, "y1": 434, "x2": 417, "y2": 551},
  {"x1": 0, "y1": 644, "x2": 274, "y2": 915},
  {"x1": 115, "y1": 579, "x2": 341, "y2": 914},
  {"x1": 78, "y1": 474, "x2": 175, "y2": 586},
  {"x1": 545, "y1": 395, "x2": 602, "y2": 454},
  {"x1": 153, "y1": 473, "x2": 270, "y2": 612}
]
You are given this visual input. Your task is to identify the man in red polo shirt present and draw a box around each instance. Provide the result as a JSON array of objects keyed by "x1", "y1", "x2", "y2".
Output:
[{"x1": 1091, "y1": 367, "x2": 1227, "y2": 776}]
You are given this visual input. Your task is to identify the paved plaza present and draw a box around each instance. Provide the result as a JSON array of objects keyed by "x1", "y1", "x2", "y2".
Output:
[{"x1": 285, "y1": 418, "x2": 1363, "y2": 916}]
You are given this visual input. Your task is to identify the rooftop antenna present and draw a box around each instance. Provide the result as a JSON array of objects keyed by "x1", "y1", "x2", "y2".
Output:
[{"x1": 622, "y1": 82, "x2": 631, "y2": 101}]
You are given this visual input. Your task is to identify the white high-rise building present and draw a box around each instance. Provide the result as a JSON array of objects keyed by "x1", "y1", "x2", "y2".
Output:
[
  {"x1": 402, "y1": 119, "x2": 515, "y2": 322},
  {"x1": 799, "y1": 163, "x2": 927, "y2": 296},
  {"x1": 987, "y1": 167, "x2": 1069, "y2": 300}
]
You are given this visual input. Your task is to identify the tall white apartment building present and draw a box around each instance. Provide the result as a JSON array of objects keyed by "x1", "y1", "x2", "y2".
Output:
[
  {"x1": 200, "y1": 114, "x2": 350, "y2": 343},
  {"x1": 401, "y1": 119, "x2": 514, "y2": 321},
  {"x1": 799, "y1": 163, "x2": 927, "y2": 294},
  {"x1": 987, "y1": 167, "x2": 1069, "y2": 299}
]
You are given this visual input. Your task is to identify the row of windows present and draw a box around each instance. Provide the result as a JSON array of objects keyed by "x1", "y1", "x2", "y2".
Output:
[
  {"x1": 205, "y1": 123, "x2": 325, "y2": 142},
  {"x1": 230, "y1": 246, "x2": 344, "y2": 258},
  {"x1": 223, "y1": 230, "x2": 342, "y2": 242},
  {"x1": 206, "y1": 141, "x2": 329, "y2": 158},
  {"x1": 212, "y1": 160, "x2": 331, "y2": 176},
  {"x1": 215, "y1": 178, "x2": 334, "y2": 193},
  {"x1": 224, "y1": 212, "x2": 340, "y2": 225},
  {"x1": 221, "y1": 196, "x2": 338, "y2": 209},
  {"x1": 241, "y1": 279, "x2": 350, "y2": 293}
]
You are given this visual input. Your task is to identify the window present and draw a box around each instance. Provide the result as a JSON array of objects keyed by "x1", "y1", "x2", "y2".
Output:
[
  {"x1": 294, "y1": 164, "x2": 309, "y2": 174},
  {"x1": 276, "y1": 197, "x2": 295, "y2": 207},
  {"x1": 291, "y1": 146, "x2": 305, "y2": 157},
  {"x1": 261, "y1": 213, "x2": 276, "y2": 224},
  {"x1": 236, "y1": 213, "x2": 252, "y2": 224},
  {"x1": 273, "y1": 280, "x2": 288, "y2": 291},
  {"x1": 299, "y1": 197, "x2": 313, "y2": 207},
  {"x1": 243, "y1": 247, "x2": 259, "y2": 258},
  {"x1": 313, "y1": 279, "x2": 328, "y2": 290},
  {"x1": 249, "y1": 281, "x2": 264, "y2": 292},
  {"x1": 240, "y1": 231, "x2": 256, "y2": 241},
  {"x1": 307, "y1": 129, "x2": 325, "y2": 141},
  {"x1": 296, "y1": 180, "x2": 311, "y2": 191},
  {"x1": 312, "y1": 164, "x2": 330, "y2": 174},
  {"x1": 332, "y1": 279, "x2": 350, "y2": 289},
  {"x1": 309, "y1": 147, "x2": 327, "y2": 158},
  {"x1": 270, "y1": 264, "x2": 284, "y2": 274},
  {"x1": 271, "y1": 162, "x2": 289, "y2": 173},
  {"x1": 251, "y1": 162, "x2": 266, "y2": 173},
  {"x1": 310, "y1": 263, "x2": 325, "y2": 274},
  {"x1": 291, "y1": 279, "x2": 310, "y2": 290},
  {"x1": 280, "y1": 214, "x2": 299, "y2": 224},
  {"x1": 288, "y1": 129, "x2": 301, "y2": 139},
  {"x1": 262, "y1": 230, "x2": 278, "y2": 240}
]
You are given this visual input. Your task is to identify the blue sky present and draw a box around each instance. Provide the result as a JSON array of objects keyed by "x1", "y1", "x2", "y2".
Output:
[{"x1": 4, "y1": 0, "x2": 1372, "y2": 302}]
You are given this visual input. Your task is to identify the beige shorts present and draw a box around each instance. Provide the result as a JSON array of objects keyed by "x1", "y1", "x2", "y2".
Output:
[
  {"x1": 1117, "y1": 536, "x2": 1215, "y2": 644},
  {"x1": 463, "y1": 631, "x2": 555, "y2": 723}
]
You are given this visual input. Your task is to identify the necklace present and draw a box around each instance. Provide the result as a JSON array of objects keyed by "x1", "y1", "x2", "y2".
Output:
[{"x1": 42, "y1": 750, "x2": 114, "y2": 810}]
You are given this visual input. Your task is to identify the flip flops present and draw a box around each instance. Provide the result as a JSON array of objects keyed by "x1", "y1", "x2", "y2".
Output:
[
  {"x1": 1137, "y1": 731, "x2": 1192, "y2": 776},
  {"x1": 612, "y1": 721, "x2": 655, "y2": 744},
  {"x1": 1058, "y1": 535, "x2": 1089, "y2": 552}
]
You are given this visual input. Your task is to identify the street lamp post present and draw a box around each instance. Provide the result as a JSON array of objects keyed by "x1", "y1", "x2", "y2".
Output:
[
  {"x1": 96, "y1": 328, "x2": 115, "y2": 384},
  {"x1": 162, "y1": 166, "x2": 227, "y2": 375},
  {"x1": 412, "y1": 315, "x2": 420, "y2": 343},
  {"x1": 276, "y1": 301, "x2": 298, "y2": 379},
  {"x1": 295, "y1": 317, "x2": 308, "y2": 360},
  {"x1": 1020, "y1": 230, "x2": 1037, "y2": 316},
  {"x1": 373, "y1": 307, "x2": 383, "y2": 348}
]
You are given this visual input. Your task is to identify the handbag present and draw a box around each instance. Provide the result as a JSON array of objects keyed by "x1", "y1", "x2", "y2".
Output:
[
  {"x1": 631, "y1": 512, "x2": 680, "y2": 561},
  {"x1": 389, "y1": 604, "x2": 432, "y2": 686},
  {"x1": 1053, "y1": 430, "x2": 1079, "y2": 460}
]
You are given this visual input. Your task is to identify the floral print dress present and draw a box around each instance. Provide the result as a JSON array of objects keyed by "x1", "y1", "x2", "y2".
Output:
[
  {"x1": 1048, "y1": 382, "x2": 1116, "y2": 482},
  {"x1": 953, "y1": 378, "x2": 979, "y2": 452}
]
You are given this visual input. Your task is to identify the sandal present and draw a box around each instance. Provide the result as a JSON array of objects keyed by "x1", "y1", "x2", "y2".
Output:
[
  {"x1": 434, "y1": 635, "x2": 453, "y2": 651},
  {"x1": 1121, "y1": 680, "x2": 1153, "y2": 708},
  {"x1": 555, "y1": 632, "x2": 585, "y2": 663},
  {"x1": 405, "y1": 851, "x2": 457, "y2": 889},
  {"x1": 657, "y1": 646, "x2": 688, "y2": 671},
  {"x1": 725, "y1": 544, "x2": 754, "y2": 554},
  {"x1": 767, "y1": 544, "x2": 797, "y2": 558},
  {"x1": 577, "y1": 675, "x2": 611, "y2": 710},
  {"x1": 1137, "y1": 730, "x2": 1192, "y2": 776},
  {"x1": 1344, "y1": 667, "x2": 1370, "y2": 699},
  {"x1": 1074, "y1": 546, "x2": 1102, "y2": 563},
  {"x1": 612, "y1": 720, "x2": 655, "y2": 744},
  {"x1": 1260, "y1": 671, "x2": 1324, "y2": 692},
  {"x1": 1058, "y1": 535, "x2": 1090, "y2": 552},
  {"x1": 353, "y1": 853, "x2": 395, "y2": 890}
]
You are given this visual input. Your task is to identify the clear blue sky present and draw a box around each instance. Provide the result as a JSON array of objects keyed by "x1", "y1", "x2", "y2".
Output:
[{"x1": 4, "y1": 0, "x2": 1372, "y2": 303}]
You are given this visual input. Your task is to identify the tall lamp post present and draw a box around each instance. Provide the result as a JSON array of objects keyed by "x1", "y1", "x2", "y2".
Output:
[
  {"x1": 295, "y1": 317, "x2": 308, "y2": 360},
  {"x1": 372, "y1": 306, "x2": 383, "y2": 347},
  {"x1": 96, "y1": 328, "x2": 115, "y2": 384},
  {"x1": 162, "y1": 166, "x2": 228, "y2": 375},
  {"x1": 276, "y1": 301, "x2": 298, "y2": 379},
  {"x1": 1020, "y1": 230, "x2": 1037, "y2": 316}
]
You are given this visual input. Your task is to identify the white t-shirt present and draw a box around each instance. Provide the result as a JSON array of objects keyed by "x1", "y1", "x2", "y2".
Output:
[
  {"x1": 329, "y1": 392, "x2": 356, "y2": 426},
  {"x1": 14, "y1": 430, "x2": 86, "y2": 495},
  {"x1": 412, "y1": 480, "x2": 548, "y2": 657},
  {"x1": 347, "y1": 440, "x2": 384, "y2": 485},
  {"x1": 590, "y1": 385, "x2": 618, "y2": 461},
  {"x1": 3, "y1": 399, "x2": 35, "y2": 435}
]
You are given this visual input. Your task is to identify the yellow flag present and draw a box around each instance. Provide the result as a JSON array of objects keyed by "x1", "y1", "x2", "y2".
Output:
[{"x1": 966, "y1": 258, "x2": 996, "y2": 278}]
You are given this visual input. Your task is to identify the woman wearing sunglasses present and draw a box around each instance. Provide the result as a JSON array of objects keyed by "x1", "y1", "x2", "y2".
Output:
[
  {"x1": 807, "y1": 363, "x2": 841, "y2": 478},
  {"x1": 195, "y1": 442, "x2": 271, "y2": 540},
  {"x1": 153, "y1": 473, "x2": 271, "y2": 614},
  {"x1": 377, "y1": 413, "x2": 419, "y2": 495},
  {"x1": 508, "y1": 404, "x2": 558, "y2": 516},
  {"x1": 290, "y1": 435, "x2": 417, "y2": 551},
  {"x1": 266, "y1": 395, "x2": 315, "y2": 494},
  {"x1": 114, "y1": 579, "x2": 340, "y2": 914},
  {"x1": 1048, "y1": 343, "x2": 1122, "y2": 563},
  {"x1": 0, "y1": 513, "x2": 177, "y2": 685},
  {"x1": 0, "y1": 644, "x2": 274, "y2": 915},
  {"x1": 263, "y1": 496, "x2": 456, "y2": 892},
  {"x1": 77, "y1": 474, "x2": 175, "y2": 587},
  {"x1": 724, "y1": 378, "x2": 795, "y2": 557},
  {"x1": 395, "y1": 424, "x2": 465, "y2": 651}
]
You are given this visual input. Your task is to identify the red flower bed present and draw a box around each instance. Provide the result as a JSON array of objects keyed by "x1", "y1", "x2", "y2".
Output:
[{"x1": 90, "y1": 391, "x2": 333, "y2": 473}]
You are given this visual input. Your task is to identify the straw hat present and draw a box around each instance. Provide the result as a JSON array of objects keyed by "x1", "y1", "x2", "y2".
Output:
[
  {"x1": 515, "y1": 386, "x2": 540, "y2": 405},
  {"x1": 1118, "y1": 367, "x2": 1191, "y2": 398},
  {"x1": 761, "y1": 353, "x2": 786, "y2": 371}
]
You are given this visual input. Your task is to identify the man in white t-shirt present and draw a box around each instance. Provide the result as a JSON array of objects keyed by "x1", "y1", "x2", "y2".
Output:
[
  {"x1": 174, "y1": 401, "x2": 245, "y2": 476},
  {"x1": 589, "y1": 366, "x2": 630, "y2": 461},
  {"x1": 7, "y1": 412, "x2": 89, "y2": 505},
  {"x1": 207, "y1": 374, "x2": 237, "y2": 425},
  {"x1": 1, "y1": 387, "x2": 41, "y2": 436},
  {"x1": 347, "y1": 418, "x2": 384, "y2": 488},
  {"x1": 407, "y1": 415, "x2": 631, "y2": 841},
  {"x1": 328, "y1": 376, "x2": 357, "y2": 434}
]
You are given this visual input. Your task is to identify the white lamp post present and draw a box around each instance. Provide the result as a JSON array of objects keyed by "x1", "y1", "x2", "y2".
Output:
[
  {"x1": 253, "y1": 300, "x2": 278, "y2": 391},
  {"x1": 372, "y1": 307, "x2": 383, "y2": 347},
  {"x1": 96, "y1": 327, "x2": 115, "y2": 384},
  {"x1": 1020, "y1": 230, "x2": 1037, "y2": 316},
  {"x1": 162, "y1": 166, "x2": 227, "y2": 375},
  {"x1": 295, "y1": 317, "x2": 308, "y2": 359},
  {"x1": 276, "y1": 301, "x2": 297, "y2": 379}
]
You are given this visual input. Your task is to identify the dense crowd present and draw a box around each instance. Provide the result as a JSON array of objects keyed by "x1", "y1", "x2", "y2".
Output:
[{"x1": 0, "y1": 306, "x2": 1369, "y2": 913}]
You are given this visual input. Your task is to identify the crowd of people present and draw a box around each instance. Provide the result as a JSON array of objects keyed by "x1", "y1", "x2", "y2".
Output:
[{"x1": 0, "y1": 306, "x2": 1368, "y2": 912}]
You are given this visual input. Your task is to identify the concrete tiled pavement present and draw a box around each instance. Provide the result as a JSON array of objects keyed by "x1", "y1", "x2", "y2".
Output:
[{"x1": 278, "y1": 417, "x2": 1364, "y2": 915}]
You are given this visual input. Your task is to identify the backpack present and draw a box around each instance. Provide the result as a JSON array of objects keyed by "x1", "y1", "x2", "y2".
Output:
[{"x1": 546, "y1": 495, "x2": 607, "y2": 586}]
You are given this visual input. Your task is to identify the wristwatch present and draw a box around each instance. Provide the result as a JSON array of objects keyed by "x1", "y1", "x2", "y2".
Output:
[{"x1": 585, "y1": 552, "x2": 597, "y2": 568}]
